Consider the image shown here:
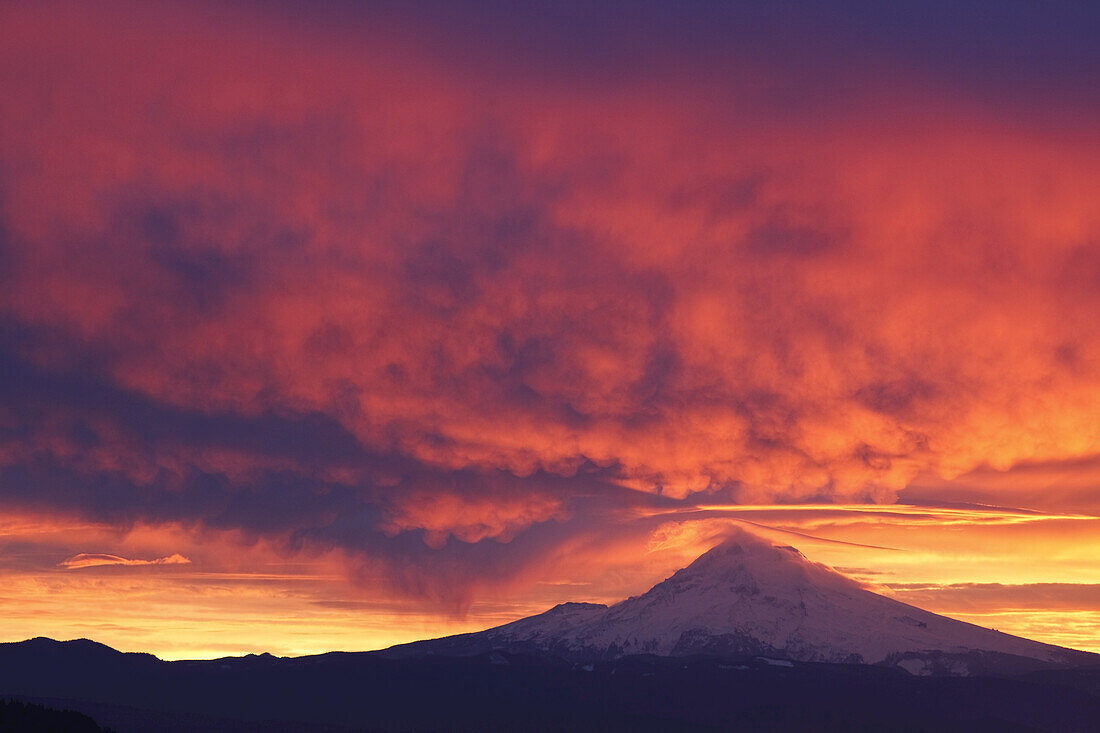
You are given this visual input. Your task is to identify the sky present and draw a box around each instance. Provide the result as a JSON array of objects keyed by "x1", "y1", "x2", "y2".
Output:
[{"x1": 0, "y1": 0, "x2": 1099, "y2": 659}]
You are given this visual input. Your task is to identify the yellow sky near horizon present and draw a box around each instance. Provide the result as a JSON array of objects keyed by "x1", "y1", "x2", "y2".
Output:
[{"x1": 2, "y1": 502, "x2": 1097, "y2": 660}]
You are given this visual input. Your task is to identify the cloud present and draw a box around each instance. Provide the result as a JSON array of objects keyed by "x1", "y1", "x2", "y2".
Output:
[
  {"x1": 59, "y1": 553, "x2": 192, "y2": 570},
  {"x1": 882, "y1": 582, "x2": 1100, "y2": 654},
  {"x1": 884, "y1": 582, "x2": 1100, "y2": 612},
  {"x1": 379, "y1": 486, "x2": 566, "y2": 548},
  {"x1": 0, "y1": 0, "x2": 1097, "y2": 611},
  {"x1": 903, "y1": 455, "x2": 1100, "y2": 513}
]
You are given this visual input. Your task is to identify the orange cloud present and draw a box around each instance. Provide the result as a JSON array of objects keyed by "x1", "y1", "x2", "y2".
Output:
[{"x1": 381, "y1": 491, "x2": 565, "y2": 548}]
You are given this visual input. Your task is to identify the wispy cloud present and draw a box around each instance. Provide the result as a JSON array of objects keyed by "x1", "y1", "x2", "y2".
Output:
[
  {"x1": 59, "y1": 553, "x2": 192, "y2": 570},
  {"x1": 688, "y1": 503, "x2": 1098, "y2": 526}
]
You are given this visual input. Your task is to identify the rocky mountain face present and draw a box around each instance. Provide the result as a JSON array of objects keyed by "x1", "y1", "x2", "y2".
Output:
[{"x1": 386, "y1": 532, "x2": 1097, "y2": 675}]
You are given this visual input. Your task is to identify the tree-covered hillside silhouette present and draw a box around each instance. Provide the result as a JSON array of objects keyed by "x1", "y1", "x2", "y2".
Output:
[{"x1": 0, "y1": 699, "x2": 114, "y2": 732}]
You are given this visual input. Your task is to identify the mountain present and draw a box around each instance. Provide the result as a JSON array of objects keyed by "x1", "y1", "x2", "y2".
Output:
[
  {"x1": 385, "y1": 532, "x2": 1097, "y2": 674},
  {"x1": 3, "y1": 637, "x2": 1100, "y2": 732},
  {"x1": 2, "y1": 534, "x2": 1099, "y2": 730}
]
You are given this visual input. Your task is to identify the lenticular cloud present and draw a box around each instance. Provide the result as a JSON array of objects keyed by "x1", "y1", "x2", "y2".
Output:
[{"x1": 59, "y1": 553, "x2": 192, "y2": 570}]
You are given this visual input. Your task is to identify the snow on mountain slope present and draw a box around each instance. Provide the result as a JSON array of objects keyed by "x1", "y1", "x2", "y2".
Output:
[{"x1": 385, "y1": 531, "x2": 1097, "y2": 673}]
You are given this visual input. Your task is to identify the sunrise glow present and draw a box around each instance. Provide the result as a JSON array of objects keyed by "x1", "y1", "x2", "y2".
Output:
[{"x1": 1, "y1": 0, "x2": 1098, "y2": 663}]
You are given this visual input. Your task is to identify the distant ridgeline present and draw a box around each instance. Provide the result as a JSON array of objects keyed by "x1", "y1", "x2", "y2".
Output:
[{"x1": 1, "y1": 638, "x2": 1100, "y2": 732}]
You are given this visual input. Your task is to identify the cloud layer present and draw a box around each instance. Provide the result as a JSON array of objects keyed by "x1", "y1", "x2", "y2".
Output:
[{"x1": 0, "y1": 0, "x2": 1098, "y2": 617}]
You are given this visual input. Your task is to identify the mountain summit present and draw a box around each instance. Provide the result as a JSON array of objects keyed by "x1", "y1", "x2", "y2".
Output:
[{"x1": 386, "y1": 531, "x2": 1097, "y2": 674}]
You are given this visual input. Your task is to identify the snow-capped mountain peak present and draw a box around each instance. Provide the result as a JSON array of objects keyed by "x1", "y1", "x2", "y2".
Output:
[{"x1": 385, "y1": 531, "x2": 1098, "y2": 674}]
